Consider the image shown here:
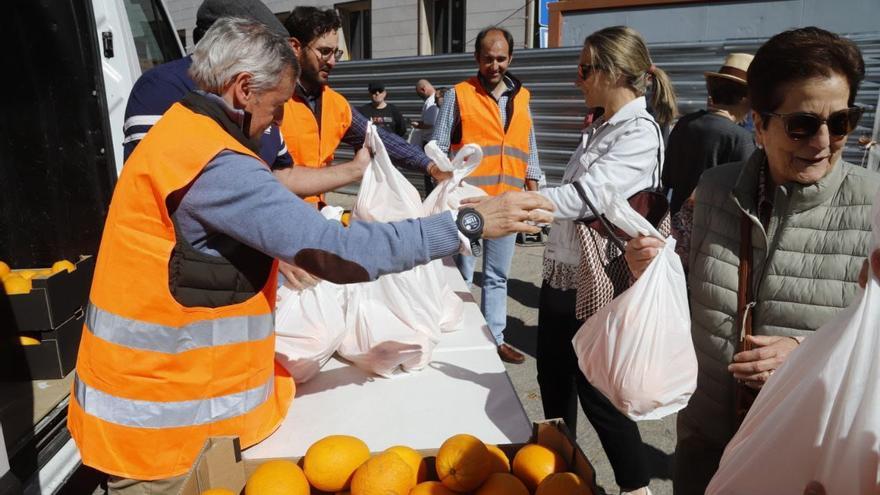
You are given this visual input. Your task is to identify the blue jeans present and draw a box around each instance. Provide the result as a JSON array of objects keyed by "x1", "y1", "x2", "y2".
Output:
[{"x1": 455, "y1": 234, "x2": 516, "y2": 345}]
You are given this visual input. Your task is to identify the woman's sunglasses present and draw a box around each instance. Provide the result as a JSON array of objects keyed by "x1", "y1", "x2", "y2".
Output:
[
  {"x1": 763, "y1": 107, "x2": 864, "y2": 140},
  {"x1": 578, "y1": 64, "x2": 597, "y2": 80}
]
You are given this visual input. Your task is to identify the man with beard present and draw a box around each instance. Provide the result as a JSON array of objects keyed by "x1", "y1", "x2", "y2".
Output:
[
  {"x1": 281, "y1": 7, "x2": 448, "y2": 208},
  {"x1": 433, "y1": 26, "x2": 542, "y2": 364}
]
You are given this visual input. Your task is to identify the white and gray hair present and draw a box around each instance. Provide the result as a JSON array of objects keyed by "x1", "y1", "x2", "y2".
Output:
[{"x1": 189, "y1": 17, "x2": 298, "y2": 95}]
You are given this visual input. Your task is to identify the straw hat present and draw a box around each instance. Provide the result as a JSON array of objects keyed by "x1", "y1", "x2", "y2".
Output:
[{"x1": 704, "y1": 53, "x2": 754, "y2": 85}]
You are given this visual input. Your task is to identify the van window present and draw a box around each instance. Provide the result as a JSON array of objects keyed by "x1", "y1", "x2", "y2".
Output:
[{"x1": 123, "y1": 0, "x2": 182, "y2": 71}]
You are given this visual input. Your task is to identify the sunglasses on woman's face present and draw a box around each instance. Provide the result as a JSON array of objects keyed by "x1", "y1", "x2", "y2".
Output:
[
  {"x1": 578, "y1": 64, "x2": 597, "y2": 80},
  {"x1": 763, "y1": 107, "x2": 864, "y2": 141}
]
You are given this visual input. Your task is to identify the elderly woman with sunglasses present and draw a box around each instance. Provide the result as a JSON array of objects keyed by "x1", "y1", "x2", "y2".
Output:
[{"x1": 626, "y1": 27, "x2": 880, "y2": 495}]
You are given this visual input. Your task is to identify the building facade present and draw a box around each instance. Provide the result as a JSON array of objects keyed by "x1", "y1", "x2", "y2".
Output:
[
  {"x1": 548, "y1": 0, "x2": 880, "y2": 47},
  {"x1": 165, "y1": 0, "x2": 536, "y2": 58}
]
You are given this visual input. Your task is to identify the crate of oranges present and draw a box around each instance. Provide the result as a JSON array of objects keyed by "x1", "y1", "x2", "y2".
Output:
[
  {"x1": 1, "y1": 255, "x2": 95, "y2": 379},
  {"x1": 178, "y1": 419, "x2": 598, "y2": 495}
]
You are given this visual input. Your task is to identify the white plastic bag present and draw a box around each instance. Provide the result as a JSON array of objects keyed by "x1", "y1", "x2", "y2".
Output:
[
  {"x1": 274, "y1": 282, "x2": 347, "y2": 383},
  {"x1": 707, "y1": 196, "x2": 880, "y2": 495},
  {"x1": 422, "y1": 140, "x2": 486, "y2": 214},
  {"x1": 572, "y1": 184, "x2": 697, "y2": 421},
  {"x1": 337, "y1": 124, "x2": 449, "y2": 377}
]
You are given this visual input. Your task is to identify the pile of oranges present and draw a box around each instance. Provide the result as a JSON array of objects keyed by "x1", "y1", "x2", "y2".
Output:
[
  {"x1": 0, "y1": 260, "x2": 76, "y2": 295},
  {"x1": 206, "y1": 433, "x2": 592, "y2": 495}
]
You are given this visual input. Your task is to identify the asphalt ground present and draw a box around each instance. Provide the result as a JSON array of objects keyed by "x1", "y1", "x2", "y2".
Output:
[{"x1": 327, "y1": 192, "x2": 677, "y2": 495}]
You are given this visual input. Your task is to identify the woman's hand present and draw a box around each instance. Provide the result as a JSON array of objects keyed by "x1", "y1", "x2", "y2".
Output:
[
  {"x1": 729, "y1": 335, "x2": 800, "y2": 389},
  {"x1": 624, "y1": 235, "x2": 665, "y2": 279},
  {"x1": 857, "y1": 248, "x2": 880, "y2": 288}
]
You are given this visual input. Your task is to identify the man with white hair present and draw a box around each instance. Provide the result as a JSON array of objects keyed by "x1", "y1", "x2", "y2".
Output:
[{"x1": 67, "y1": 18, "x2": 554, "y2": 493}]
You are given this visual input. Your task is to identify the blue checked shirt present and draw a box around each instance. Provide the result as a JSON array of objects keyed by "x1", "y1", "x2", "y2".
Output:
[{"x1": 433, "y1": 75, "x2": 542, "y2": 181}]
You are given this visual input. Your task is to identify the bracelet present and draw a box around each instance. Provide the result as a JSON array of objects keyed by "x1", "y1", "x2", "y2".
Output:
[{"x1": 786, "y1": 335, "x2": 801, "y2": 346}]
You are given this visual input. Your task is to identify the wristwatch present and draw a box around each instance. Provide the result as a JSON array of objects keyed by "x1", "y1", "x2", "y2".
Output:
[{"x1": 456, "y1": 207, "x2": 484, "y2": 257}]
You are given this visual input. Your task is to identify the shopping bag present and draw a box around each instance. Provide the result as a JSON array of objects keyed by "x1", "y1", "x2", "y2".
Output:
[
  {"x1": 706, "y1": 197, "x2": 880, "y2": 495},
  {"x1": 422, "y1": 140, "x2": 486, "y2": 214},
  {"x1": 274, "y1": 281, "x2": 347, "y2": 383},
  {"x1": 337, "y1": 124, "x2": 449, "y2": 377},
  {"x1": 572, "y1": 184, "x2": 697, "y2": 421},
  {"x1": 420, "y1": 140, "x2": 486, "y2": 331}
]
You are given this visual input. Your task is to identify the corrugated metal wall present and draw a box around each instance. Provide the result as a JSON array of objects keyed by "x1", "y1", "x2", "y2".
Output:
[{"x1": 329, "y1": 32, "x2": 880, "y2": 188}]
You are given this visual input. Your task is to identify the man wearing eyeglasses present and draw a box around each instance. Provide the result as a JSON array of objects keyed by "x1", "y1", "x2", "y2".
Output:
[
  {"x1": 433, "y1": 26, "x2": 543, "y2": 365},
  {"x1": 282, "y1": 7, "x2": 448, "y2": 209}
]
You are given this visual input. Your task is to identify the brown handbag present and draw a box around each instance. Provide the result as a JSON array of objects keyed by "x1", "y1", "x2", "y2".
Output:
[
  {"x1": 734, "y1": 213, "x2": 759, "y2": 425},
  {"x1": 570, "y1": 184, "x2": 670, "y2": 321}
]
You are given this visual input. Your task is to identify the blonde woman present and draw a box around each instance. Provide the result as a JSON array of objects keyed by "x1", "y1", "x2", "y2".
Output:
[{"x1": 537, "y1": 26, "x2": 677, "y2": 495}]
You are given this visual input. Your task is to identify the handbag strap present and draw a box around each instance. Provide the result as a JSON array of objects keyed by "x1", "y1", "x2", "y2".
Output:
[
  {"x1": 572, "y1": 181, "x2": 626, "y2": 252},
  {"x1": 737, "y1": 214, "x2": 755, "y2": 352}
]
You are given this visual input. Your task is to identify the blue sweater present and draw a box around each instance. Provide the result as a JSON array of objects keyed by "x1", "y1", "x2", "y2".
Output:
[{"x1": 171, "y1": 93, "x2": 461, "y2": 282}]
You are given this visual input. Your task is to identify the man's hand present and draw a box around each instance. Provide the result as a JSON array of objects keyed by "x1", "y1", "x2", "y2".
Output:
[
  {"x1": 728, "y1": 335, "x2": 799, "y2": 389},
  {"x1": 278, "y1": 261, "x2": 321, "y2": 291},
  {"x1": 352, "y1": 146, "x2": 371, "y2": 179},
  {"x1": 858, "y1": 248, "x2": 880, "y2": 288},
  {"x1": 427, "y1": 162, "x2": 452, "y2": 182},
  {"x1": 461, "y1": 191, "x2": 555, "y2": 238},
  {"x1": 624, "y1": 235, "x2": 665, "y2": 279}
]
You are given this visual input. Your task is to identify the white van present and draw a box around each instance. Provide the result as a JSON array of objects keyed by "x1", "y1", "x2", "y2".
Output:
[{"x1": 0, "y1": 0, "x2": 181, "y2": 493}]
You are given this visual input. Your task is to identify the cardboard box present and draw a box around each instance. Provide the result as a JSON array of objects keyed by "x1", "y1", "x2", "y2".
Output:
[
  {"x1": 1, "y1": 310, "x2": 83, "y2": 380},
  {"x1": 1, "y1": 255, "x2": 94, "y2": 332},
  {"x1": 179, "y1": 419, "x2": 599, "y2": 495}
]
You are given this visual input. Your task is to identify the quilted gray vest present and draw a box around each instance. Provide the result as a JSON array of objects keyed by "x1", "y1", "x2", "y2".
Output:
[{"x1": 680, "y1": 149, "x2": 880, "y2": 446}]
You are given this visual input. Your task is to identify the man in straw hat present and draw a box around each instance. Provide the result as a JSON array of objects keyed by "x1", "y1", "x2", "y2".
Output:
[{"x1": 662, "y1": 52, "x2": 756, "y2": 214}]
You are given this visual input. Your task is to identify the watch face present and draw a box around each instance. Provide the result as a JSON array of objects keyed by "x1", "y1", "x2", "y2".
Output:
[{"x1": 461, "y1": 212, "x2": 483, "y2": 234}]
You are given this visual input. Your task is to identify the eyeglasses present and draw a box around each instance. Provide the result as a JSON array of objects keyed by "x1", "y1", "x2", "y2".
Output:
[
  {"x1": 578, "y1": 64, "x2": 598, "y2": 80},
  {"x1": 762, "y1": 107, "x2": 864, "y2": 140},
  {"x1": 311, "y1": 45, "x2": 344, "y2": 61},
  {"x1": 369, "y1": 89, "x2": 385, "y2": 95}
]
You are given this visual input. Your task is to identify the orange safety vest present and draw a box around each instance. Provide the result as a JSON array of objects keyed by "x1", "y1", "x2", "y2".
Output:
[
  {"x1": 280, "y1": 86, "x2": 352, "y2": 205},
  {"x1": 452, "y1": 77, "x2": 532, "y2": 196},
  {"x1": 67, "y1": 103, "x2": 294, "y2": 480}
]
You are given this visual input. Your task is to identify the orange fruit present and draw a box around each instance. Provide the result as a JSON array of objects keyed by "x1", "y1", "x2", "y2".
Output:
[
  {"x1": 350, "y1": 451, "x2": 414, "y2": 495},
  {"x1": 51, "y1": 260, "x2": 76, "y2": 274},
  {"x1": 3, "y1": 275, "x2": 31, "y2": 295},
  {"x1": 18, "y1": 335, "x2": 40, "y2": 346},
  {"x1": 435, "y1": 434, "x2": 491, "y2": 492},
  {"x1": 486, "y1": 444, "x2": 510, "y2": 473},
  {"x1": 0, "y1": 261, "x2": 9, "y2": 278},
  {"x1": 511, "y1": 444, "x2": 567, "y2": 491},
  {"x1": 303, "y1": 434, "x2": 371, "y2": 492},
  {"x1": 202, "y1": 490, "x2": 236, "y2": 495},
  {"x1": 410, "y1": 481, "x2": 457, "y2": 495},
  {"x1": 384, "y1": 445, "x2": 426, "y2": 485},
  {"x1": 245, "y1": 460, "x2": 310, "y2": 495},
  {"x1": 475, "y1": 472, "x2": 529, "y2": 495},
  {"x1": 536, "y1": 472, "x2": 592, "y2": 495}
]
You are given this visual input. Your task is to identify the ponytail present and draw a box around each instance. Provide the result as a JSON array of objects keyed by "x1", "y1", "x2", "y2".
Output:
[{"x1": 648, "y1": 66, "x2": 677, "y2": 127}]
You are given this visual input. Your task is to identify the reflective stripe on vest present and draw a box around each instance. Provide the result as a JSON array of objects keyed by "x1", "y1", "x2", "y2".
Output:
[
  {"x1": 480, "y1": 145, "x2": 530, "y2": 164},
  {"x1": 85, "y1": 302, "x2": 273, "y2": 354},
  {"x1": 465, "y1": 175, "x2": 525, "y2": 189},
  {"x1": 74, "y1": 372, "x2": 273, "y2": 429},
  {"x1": 453, "y1": 77, "x2": 532, "y2": 196},
  {"x1": 281, "y1": 87, "x2": 352, "y2": 205}
]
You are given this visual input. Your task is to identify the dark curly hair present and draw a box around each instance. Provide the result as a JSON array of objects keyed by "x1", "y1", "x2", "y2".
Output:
[
  {"x1": 748, "y1": 27, "x2": 865, "y2": 125},
  {"x1": 284, "y1": 6, "x2": 342, "y2": 46}
]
